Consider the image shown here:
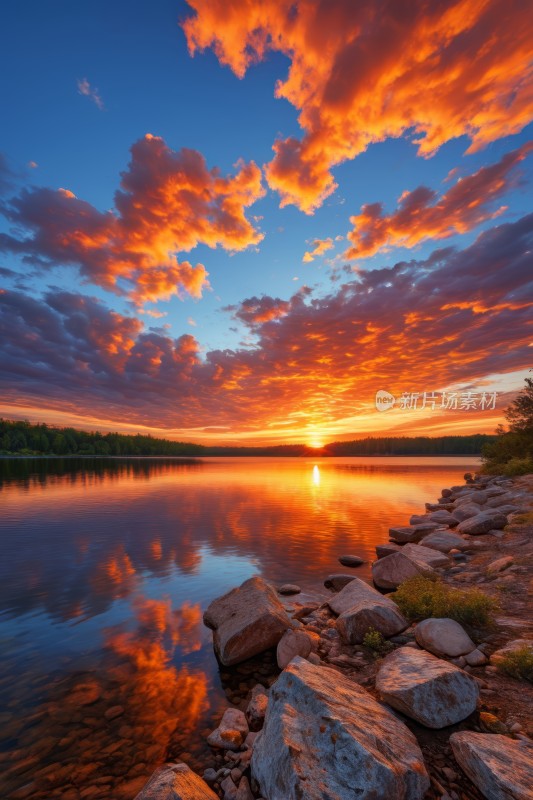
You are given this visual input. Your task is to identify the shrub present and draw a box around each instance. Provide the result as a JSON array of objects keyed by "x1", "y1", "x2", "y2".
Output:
[
  {"x1": 393, "y1": 575, "x2": 497, "y2": 629},
  {"x1": 362, "y1": 627, "x2": 393, "y2": 656},
  {"x1": 496, "y1": 646, "x2": 533, "y2": 683}
]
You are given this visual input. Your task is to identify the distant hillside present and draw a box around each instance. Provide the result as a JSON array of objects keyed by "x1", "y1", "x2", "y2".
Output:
[{"x1": 0, "y1": 419, "x2": 494, "y2": 457}]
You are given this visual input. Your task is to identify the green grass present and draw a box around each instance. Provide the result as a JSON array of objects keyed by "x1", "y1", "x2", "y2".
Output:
[
  {"x1": 510, "y1": 511, "x2": 533, "y2": 525},
  {"x1": 393, "y1": 575, "x2": 497, "y2": 628},
  {"x1": 496, "y1": 646, "x2": 533, "y2": 683},
  {"x1": 482, "y1": 456, "x2": 533, "y2": 476}
]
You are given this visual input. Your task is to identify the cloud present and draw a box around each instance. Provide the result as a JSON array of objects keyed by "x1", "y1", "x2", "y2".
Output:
[
  {"x1": 345, "y1": 143, "x2": 532, "y2": 259},
  {"x1": 0, "y1": 214, "x2": 532, "y2": 439},
  {"x1": 77, "y1": 77, "x2": 104, "y2": 110},
  {"x1": 303, "y1": 237, "x2": 334, "y2": 263},
  {"x1": 0, "y1": 135, "x2": 265, "y2": 303},
  {"x1": 183, "y1": 0, "x2": 533, "y2": 212}
]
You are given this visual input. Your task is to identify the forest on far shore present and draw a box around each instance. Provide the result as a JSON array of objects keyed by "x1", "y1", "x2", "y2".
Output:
[{"x1": 0, "y1": 418, "x2": 494, "y2": 457}]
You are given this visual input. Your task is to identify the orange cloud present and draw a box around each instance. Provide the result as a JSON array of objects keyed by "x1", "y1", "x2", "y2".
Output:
[
  {"x1": 183, "y1": 0, "x2": 533, "y2": 212},
  {"x1": 0, "y1": 135, "x2": 265, "y2": 302},
  {"x1": 303, "y1": 237, "x2": 334, "y2": 262},
  {"x1": 345, "y1": 143, "x2": 532, "y2": 258}
]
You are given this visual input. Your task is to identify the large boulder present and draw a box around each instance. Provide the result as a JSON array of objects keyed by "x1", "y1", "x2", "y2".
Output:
[
  {"x1": 420, "y1": 531, "x2": 468, "y2": 553},
  {"x1": 428, "y1": 510, "x2": 458, "y2": 526},
  {"x1": 451, "y1": 503, "x2": 484, "y2": 522},
  {"x1": 389, "y1": 523, "x2": 439, "y2": 543},
  {"x1": 376, "y1": 647, "x2": 479, "y2": 728},
  {"x1": 327, "y1": 577, "x2": 408, "y2": 643},
  {"x1": 457, "y1": 512, "x2": 508, "y2": 535},
  {"x1": 450, "y1": 732, "x2": 533, "y2": 800},
  {"x1": 401, "y1": 543, "x2": 451, "y2": 568},
  {"x1": 134, "y1": 763, "x2": 218, "y2": 800},
  {"x1": 372, "y1": 551, "x2": 435, "y2": 590},
  {"x1": 251, "y1": 657, "x2": 430, "y2": 800},
  {"x1": 203, "y1": 576, "x2": 291, "y2": 666},
  {"x1": 414, "y1": 618, "x2": 475, "y2": 658}
]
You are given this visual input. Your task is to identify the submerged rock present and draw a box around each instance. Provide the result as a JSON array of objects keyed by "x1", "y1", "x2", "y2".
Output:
[
  {"x1": 203, "y1": 576, "x2": 291, "y2": 666},
  {"x1": 338, "y1": 554, "x2": 364, "y2": 567},
  {"x1": 450, "y1": 732, "x2": 533, "y2": 800},
  {"x1": 376, "y1": 647, "x2": 479, "y2": 728},
  {"x1": 134, "y1": 763, "x2": 218, "y2": 800},
  {"x1": 278, "y1": 584, "x2": 301, "y2": 595},
  {"x1": 327, "y1": 577, "x2": 407, "y2": 644},
  {"x1": 251, "y1": 657, "x2": 429, "y2": 800},
  {"x1": 372, "y1": 551, "x2": 435, "y2": 590},
  {"x1": 414, "y1": 618, "x2": 475, "y2": 658}
]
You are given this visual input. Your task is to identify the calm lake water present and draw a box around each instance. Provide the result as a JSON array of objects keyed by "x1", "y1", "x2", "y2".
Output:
[{"x1": 0, "y1": 456, "x2": 479, "y2": 799}]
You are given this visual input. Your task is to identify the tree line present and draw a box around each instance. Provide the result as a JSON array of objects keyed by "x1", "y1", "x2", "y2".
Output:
[{"x1": 0, "y1": 418, "x2": 495, "y2": 457}]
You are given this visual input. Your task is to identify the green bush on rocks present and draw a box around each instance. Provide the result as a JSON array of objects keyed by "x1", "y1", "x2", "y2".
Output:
[{"x1": 393, "y1": 576, "x2": 497, "y2": 629}]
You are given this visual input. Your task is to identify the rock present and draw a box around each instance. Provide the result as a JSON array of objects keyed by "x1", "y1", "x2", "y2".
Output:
[
  {"x1": 104, "y1": 705, "x2": 124, "y2": 720},
  {"x1": 376, "y1": 647, "x2": 479, "y2": 728},
  {"x1": 327, "y1": 577, "x2": 408, "y2": 644},
  {"x1": 457, "y1": 512, "x2": 508, "y2": 535},
  {"x1": 420, "y1": 531, "x2": 468, "y2": 553},
  {"x1": 202, "y1": 769, "x2": 218, "y2": 785},
  {"x1": 338, "y1": 554, "x2": 364, "y2": 567},
  {"x1": 251, "y1": 656, "x2": 429, "y2": 800},
  {"x1": 468, "y1": 490, "x2": 489, "y2": 505},
  {"x1": 409, "y1": 514, "x2": 430, "y2": 524},
  {"x1": 442, "y1": 488, "x2": 453, "y2": 497},
  {"x1": 414, "y1": 618, "x2": 475, "y2": 658},
  {"x1": 450, "y1": 732, "x2": 533, "y2": 800},
  {"x1": 134, "y1": 763, "x2": 218, "y2": 800},
  {"x1": 428, "y1": 510, "x2": 457, "y2": 525},
  {"x1": 220, "y1": 776, "x2": 238, "y2": 800},
  {"x1": 324, "y1": 573, "x2": 357, "y2": 591},
  {"x1": 207, "y1": 708, "x2": 249, "y2": 750},
  {"x1": 204, "y1": 576, "x2": 291, "y2": 665},
  {"x1": 277, "y1": 584, "x2": 301, "y2": 595},
  {"x1": 375, "y1": 544, "x2": 401, "y2": 559},
  {"x1": 372, "y1": 551, "x2": 435, "y2": 590},
  {"x1": 486, "y1": 556, "x2": 514, "y2": 575},
  {"x1": 389, "y1": 523, "x2": 438, "y2": 543},
  {"x1": 464, "y1": 648, "x2": 488, "y2": 666},
  {"x1": 236, "y1": 777, "x2": 254, "y2": 800},
  {"x1": 276, "y1": 629, "x2": 312, "y2": 669},
  {"x1": 401, "y1": 543, "x2": 451, "y2": 568},
  {"x1": 451, "y1": 503, "x2": 485, "y2": 522},
  {"x1": 246, "y1": 685, "x2": 269, "y2": 731}
]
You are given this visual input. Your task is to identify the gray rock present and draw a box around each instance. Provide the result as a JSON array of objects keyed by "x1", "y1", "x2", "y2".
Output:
[
  {"x1": 428, "y1": 510, "x2": 458, "y2": 525},
  {"x1": 420, "y1": 531, "x2": 468, "y2": 553},
  {"x1": 327, "y1": 576, "x2": 408, "y2": 643},
  {"x1": 246, "y1": 685, "x2": 269, "y2": 731},
  {"x1": 376, "y1": 647, "x2": 479, "y2": 728},
  {"x1": 372, "y1": 551, "x2": 435, "y2": 590},
  {"x1": 451, "y1": 503, "x2": 485, "y2": 522},
  {"x1": 409, "y1": 514, "x2": 430, "y2": 524},
  {"x1": 338, "y1": 554, "x2": 364, "y2": 567},
  {"x1": 401, "y1": 543, "x2": 451, "y2": 568},
  {"x1": 235, "y1": 776, "x2": 254, "y2": 800},
  {"x1": 276, "y1": 628, "x2": 313, "y2": 669},
  {"x1": 204, "y1": 576, "x2": 291, "y2": 665},
  {"x1": 457, "y1": 512, "x2": 508, "y2": 535},
  {"x1": 464, "y1": 648, "x2": 488, "y2": 666},
  {"x1": 134, "y1": 763, "x2": 218, "y2": 800},
  {"x1": 324, "y1": 573, "x2": 357, "y2": 591},
  {"x1": 207, "y1": 708, "x2": 249, "y2": 750},
  {"x1": 251, "y1": 657, "x2": 430, "y2": 800},
  {"x1": 220, "y1": 776, "x2": 238, "y2": 800},
  {"x1": 389, "y1": 523, "x2": 439, "y2": 543},
  {"x1": 278, "y1": 584, "x2": 301, "y2": 595},
  {"x1": 414, "y1": 618, "x2": 475, "y2": 658},
  {"x1": 450, "y1": 732, "x2": 533, "y2": 800},
  {"x1": 375, "y1": 543, "x2": 401, "y2": 559}
]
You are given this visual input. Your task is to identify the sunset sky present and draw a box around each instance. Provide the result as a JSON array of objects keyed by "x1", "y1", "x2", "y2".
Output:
[{"x1": 1, "y1": 0, "x2": 532, "y2": 446}]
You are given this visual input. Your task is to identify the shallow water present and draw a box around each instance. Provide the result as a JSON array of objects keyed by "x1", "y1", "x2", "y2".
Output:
[{"x1": 0, "y1": 455, "x2": 478, "y2": 798}]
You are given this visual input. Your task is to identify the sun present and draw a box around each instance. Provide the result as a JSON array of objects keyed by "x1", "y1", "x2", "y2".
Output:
[{"x1": 308, "y1": 439, "x2": 324, "y2": 449}]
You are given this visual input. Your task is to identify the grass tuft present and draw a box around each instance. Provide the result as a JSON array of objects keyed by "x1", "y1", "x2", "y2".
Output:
[
  {"x1": 362, "y1": 627, "x2": 394, "y2": 656},
  {"x1": 496, "y1": 646, "x2": 533, "y2": 683},
  {"x1": 393, "y1": 575, "x2": 497, "y2": 628}
]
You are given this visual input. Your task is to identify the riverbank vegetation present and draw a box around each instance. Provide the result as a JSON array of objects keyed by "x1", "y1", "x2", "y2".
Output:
[{"x1": 482, "y1": 378, "x2": 533, "y2": 475}]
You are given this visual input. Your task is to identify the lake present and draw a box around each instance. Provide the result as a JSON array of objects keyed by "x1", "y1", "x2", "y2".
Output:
[{"x1": 0, "y1": 456, "x2": 479, "y2": 799}]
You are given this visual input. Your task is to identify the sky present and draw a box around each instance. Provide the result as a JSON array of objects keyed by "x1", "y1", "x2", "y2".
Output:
[{"x1": 0, "y1": 0, "x2": 532, "y2": 447}]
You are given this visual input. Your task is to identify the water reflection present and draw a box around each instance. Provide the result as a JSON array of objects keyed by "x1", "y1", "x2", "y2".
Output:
[{"x1": 0, "y1": 456, "x2": 479, "y2": 798}]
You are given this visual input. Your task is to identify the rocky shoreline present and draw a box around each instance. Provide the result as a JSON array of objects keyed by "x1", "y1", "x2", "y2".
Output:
[{"x1": 135, "y1": 472, "x2": 533, "y2": 800}]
